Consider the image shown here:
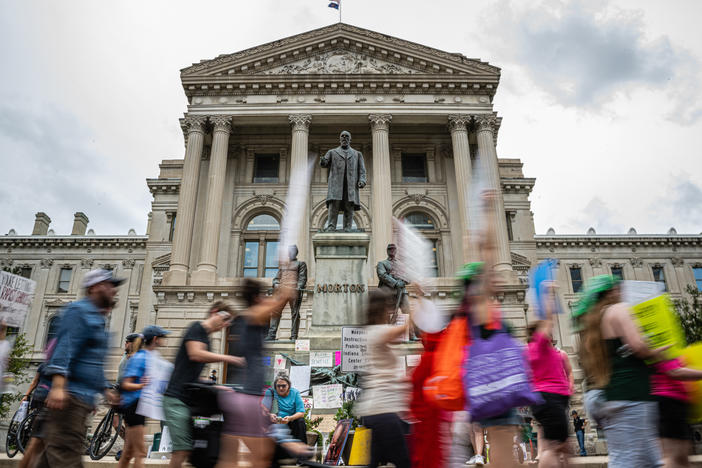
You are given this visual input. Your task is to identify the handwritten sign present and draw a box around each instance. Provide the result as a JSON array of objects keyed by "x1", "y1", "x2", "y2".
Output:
[
  {"x1": 631, "y1": 294, "x2": 685, "y2": 360},
  {"x1": 313, "y1": 384, "x2": 343, "y2": 409},
  {"x1": 310, "y1": 351, "x2": 333, "y2": 367},
  {"x1": 302, "y1": 397, "x2": 314, "y2": 411},
  {"x1": 341, "y1": 327, "x2": 368, "y2": 372},
  {"x1": 274, "y1": 354, "x2": 286, "y2": 369},
  {"x1": 137, "y1": 351, "x2": 174, "y2": 421},
  {"x1": 290, "y1": 365, "x2": 311, "y2": 395},
  {"x1": 0, "y1": 271, "x2": 36, "y2": 328},
  {"x1": 295, "y1": 339, "x2": 310, "y2": 352},
  {"x1": 406, "y1": 354, "x2": 421, "y2": 367}
]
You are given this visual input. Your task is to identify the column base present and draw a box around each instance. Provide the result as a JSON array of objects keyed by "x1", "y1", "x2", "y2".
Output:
[
  {"x1": 161, "y1": 268, "x2": 187, "y2": 286},
  {"x1": 190, "y1": 267, "x2": 217, "y2": 286}
]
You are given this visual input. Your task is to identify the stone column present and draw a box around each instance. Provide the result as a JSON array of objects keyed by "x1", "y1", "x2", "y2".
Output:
[
  {"x1": 369, "y1": 114, "x2": 393, "y2": 273},
  {"x1": 448, "y1": 114, "x2": 473, "y2": 264},
  {"x1": 474, "y1": 113, "x2": 512, "y2": 272},
  {"x1": 288, "y1": 114, "x2": 312, "y2": 267},
  {"x1": 162, "y1": 115, "x2": 207, "y2": 286},
  {"x1": 192, "y1": 115, "x2": 232, "y2": 286}
]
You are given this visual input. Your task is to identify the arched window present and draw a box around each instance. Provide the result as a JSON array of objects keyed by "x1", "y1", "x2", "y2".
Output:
[
  {"x1": 404, "y1": 211, "x2": 440, "y2": 277},
  {"x1": 45, "y1": 315, "x2": 60, "y2": 346},
  {"x1": 242, "y1": 213, "x2": 280, "y2": 278}
]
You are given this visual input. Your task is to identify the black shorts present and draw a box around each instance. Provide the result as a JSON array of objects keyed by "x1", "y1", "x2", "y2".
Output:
[
  {"x1": 122, "y1": 401, "x2": 145, "y2": 427},
  {"x1": 657, "y1": 396, "x2": 691, "y2": 440},
  {"x1": 531, "y1": 392, "x2": 570, "y2": 442},
  {"x1": 31, "y1": 406, "x2": 49, "y2": 440}
]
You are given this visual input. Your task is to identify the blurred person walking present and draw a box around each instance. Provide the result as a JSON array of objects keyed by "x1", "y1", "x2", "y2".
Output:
[
  {"x1": 162, "y1": 302, "x2": 243, "y2": 468},
  {"x1": 354, "y1": 287, "x2": 414, "y2": 468},
  {"x1": 576, "y1": 275, "x2": 667, "y2": 468},
  {"x1": 216, "y1": 278, "x2": 298, "y2": 468},
  {"x1": 526, "y1": 284, "x2": 572, "y2": 468},
  {"x1": 118, "y1": 325, "x2": 170, "y2": 468},
  {"x1": 37, "y1": 269, "x2": 123, "y2": 468}
]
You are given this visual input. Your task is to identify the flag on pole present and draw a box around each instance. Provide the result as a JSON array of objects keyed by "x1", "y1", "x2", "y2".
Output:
[{"x1": 328, "y1": 0, "x2": 340, "y2": 9}]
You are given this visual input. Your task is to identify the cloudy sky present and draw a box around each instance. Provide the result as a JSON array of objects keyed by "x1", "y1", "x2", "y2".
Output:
[{"x1": 1, "y1": 0, "x2": 701, "y2": 236}]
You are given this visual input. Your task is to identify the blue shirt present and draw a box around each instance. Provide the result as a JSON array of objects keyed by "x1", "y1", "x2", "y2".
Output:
[
  {"x1": 121, "y1": 349, "x2": 148, "y2": 408},
  {"x1": 45, "y1": 298, "x2": 110, "y2": 406},
  {"x1": 274, "y1": 388, "x2": 305, "y2": 418}
]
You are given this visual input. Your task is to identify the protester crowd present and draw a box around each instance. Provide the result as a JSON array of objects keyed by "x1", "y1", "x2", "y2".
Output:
[{"x1": 11, "y1": 192, "x2": 702, "y2": 468}]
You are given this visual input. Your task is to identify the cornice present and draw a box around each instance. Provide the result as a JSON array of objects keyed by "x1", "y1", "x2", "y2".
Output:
[
  {"x1": 1, "y1": 236, "x2": 148, "y2": 251},
  {"x1": 535, "y1": 235, "x2": 702, "y2": 250},
  {"x1": 147, "y1": 178, "x2": 180, "y2": 194},
  {"x1": 500, "y1": 178, "x2": 535, "y2": 194}
]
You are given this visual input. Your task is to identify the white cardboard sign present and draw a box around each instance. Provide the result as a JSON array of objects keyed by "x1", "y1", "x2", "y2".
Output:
[
  {"x1": 0, "y1": 271, "x2": 36, "y2": 328},
  {"x1": 136, "y1": 350, "x2": 174, "y2": 421},
  {"x1": 310, "y1": 351, "x2": 333, "y2": 367},
  {"x1": 295, "y1": 339, "x2": 310, "y2": 351},
  {"x1": 289, "y1": 365, "x2": 311, "y2": 395},
  {"x1": 341, "y1": 327, "x2": 368, "y2": 373},
  {"x1": 313, "y1": 384, "x2": 343, "y2": 409}
]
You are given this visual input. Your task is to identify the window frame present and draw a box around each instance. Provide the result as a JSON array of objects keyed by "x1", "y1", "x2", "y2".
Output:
[
  {"x1": 241, "y1": 213, "x2": 280, "y2": 278},
  {"x1": 401, "y1": 210, "x2": 441, "y2": 277},
  {"x1": 253, "y1": 153, "x2": 280, "y2": 183},
  {"x1": 651, "y1": 265, "x2": 668, "y2": 292},
  {"x1": 401, "y1": 153, "x2": 428, "y2": 183},
  {"x1": 569, "y1": 266, "x2": 583, "y2": 293},
  {"x1": 45, "y1": 314, "x2": 61, "y2": 347},
  {"x1": 57, "y1": 267, "x2": 73, "y2": 293},
  {"x1": 610, "y1": 265, "x2": 624, "y2": 281},
  {"x1": 694, "y1": 267, "x2": 702, "y2": 291}
]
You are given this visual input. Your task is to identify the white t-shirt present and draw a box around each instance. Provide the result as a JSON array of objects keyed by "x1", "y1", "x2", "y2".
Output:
[{"x1": 353, "y1": 325, "x2": 410, "y2": 417}]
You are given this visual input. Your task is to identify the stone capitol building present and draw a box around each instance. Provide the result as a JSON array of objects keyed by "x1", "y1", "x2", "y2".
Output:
[{"x1": 3, "y1": 24, "x2": 702, "y2": 416}]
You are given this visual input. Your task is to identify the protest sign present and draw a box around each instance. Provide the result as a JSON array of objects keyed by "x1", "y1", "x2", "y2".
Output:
[
  {"x1": 681, "y1": 344, "x2": 702, "y2": 423},
  {"x1": 341, "y1": 327, "x2": 368, "y2": 372},
  {"x1": 290, "y1": 365, "x2": 311, "y2": 395},
  {"x1": 295, "y1": 339, "x2": 310, "y2": 352},
  {"x1": 310, "y1": 351, "x2": 333, "y2": 367},
  {"x1": 274, "y1": 354, "x2": 286, "y2": 369},
  {"x1": 301, "y1": 396, "x2": 314, "y2": 411},
  {"x1": 527, "y1": 259, "x2": 562, "y2": 319},
  {"x1": 334, "y1": 351, "x2": 341, "y2": 366},
  {"x1": 630, "y1": 294, "x2": 685, "y2": 360},
  {"x1": 137, "y1": 351, "x2": 174, "y2": 420},
  {"x1": 313, "y1": 384, "x2": 343, "y2": 409},
  {"x1": 622, "y1": 281, "x2": 665, "y2": 306},
  {"x1": 396, "y1": 313, "x2": 410, "y2": 342},
  {"x1": 0, "y1": 271, "x2": 36, "y2": 328},
  {"x1": 406, "y1": 354, "x2": 421, "y2": 367},
  {"x1": 343, "y1": 386, "x2": 361, "y2": 402}
]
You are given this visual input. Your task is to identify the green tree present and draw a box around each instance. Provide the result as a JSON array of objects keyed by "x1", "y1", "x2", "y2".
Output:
[
  {"x1": 674, "y1": 285, "x2": 702, "y2": 345},
  {"x1": 0, "y1": 333, "x2": 34, "y2": 419}
]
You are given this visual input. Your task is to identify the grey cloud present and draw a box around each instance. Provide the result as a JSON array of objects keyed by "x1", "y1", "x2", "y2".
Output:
[
  {"x1": 485, "y1": 0, "x2": 700, "y2": 120},
  {"x1": 664, "y1": 178, "x2": 702, "y2": 232},
  {"x1": 564, "y1": 196, "x2": 625, "y2": 234},
  {"x1": 0, "y1": 102, "x2": 145, "y2": 235}
]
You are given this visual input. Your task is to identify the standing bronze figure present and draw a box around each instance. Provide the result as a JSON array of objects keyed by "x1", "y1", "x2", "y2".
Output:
[
  {"x1": 266, "y1": 245, "x2": 307, "y2": 341},
  {"x1": 321, "y1": 131, "x2": 367, "y2": 231},
  {"x1": 376, "y1": 243, "x2": 416, "y2": 340}
]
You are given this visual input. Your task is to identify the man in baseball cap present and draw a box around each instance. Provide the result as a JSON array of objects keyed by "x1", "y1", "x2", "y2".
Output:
[{"x1": 38, "y1": 269, "x2": 125, "y2": 467}]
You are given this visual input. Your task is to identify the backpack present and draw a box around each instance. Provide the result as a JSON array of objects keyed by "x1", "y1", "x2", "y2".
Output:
[{"x1": 423, "y1": 316, "x2": 468, "y2": 410}]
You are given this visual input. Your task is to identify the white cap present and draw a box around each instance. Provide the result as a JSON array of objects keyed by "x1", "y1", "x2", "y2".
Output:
[{"x1": 81, "y1": 269, "x2": 126, "y2": 289}]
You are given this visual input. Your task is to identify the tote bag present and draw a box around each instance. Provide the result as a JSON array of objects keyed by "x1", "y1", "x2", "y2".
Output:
[
  {"x1": 423, "y1": 316, "x2": 468, "y2": 411},
  {"x1": 464, "y1": 325, "x2": 542, "y2": 420}
]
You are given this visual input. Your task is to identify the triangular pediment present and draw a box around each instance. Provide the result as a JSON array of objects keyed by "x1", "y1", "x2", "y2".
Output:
[{"x1": 181, "y1": 23, "x2": 499, "y2": 79}]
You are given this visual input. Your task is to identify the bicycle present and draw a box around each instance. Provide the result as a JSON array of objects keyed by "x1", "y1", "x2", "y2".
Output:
[
  {"x1": 5, "y1": 407, "x2": 23, "y2": 458},
  {"x1": 88, "y1": 404, "x2": 123, "y2": 460}
]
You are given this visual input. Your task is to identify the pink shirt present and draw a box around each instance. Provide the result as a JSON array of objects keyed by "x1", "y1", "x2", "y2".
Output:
[
  {"x1": 651, "y1": 358, "x2": 689, "y2": 402},
  {"x1": 527, "y1": 331, "x2": 571, "y2": 395}
]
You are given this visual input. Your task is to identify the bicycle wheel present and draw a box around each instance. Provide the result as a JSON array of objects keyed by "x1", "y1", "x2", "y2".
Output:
[
  {"x1": 89, "y1": 409, "x2": 121, "y2": 460},
  {"x1": 17, "y1": 409, "x2": 38, "y2": 454},
  {"x1": 5, "y1": 415, "x2": 20, "y2": 458}
]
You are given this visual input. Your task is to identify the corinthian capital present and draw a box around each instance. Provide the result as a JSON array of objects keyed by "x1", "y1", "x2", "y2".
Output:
[
  {"x1": 210, "y1": 115, "x2": 232, "y2": 132},
  {"x1": 369, "y1": 114, "x2": 392, "y2": 131},
  {"x1": 448, "y1": 114, "x2": 471, "y2": 133},
  {"x1": 183, "y1": 115, "x2": 207, "y2": 133},
  {"x1": 474, "y1": 113, "x2": 498, "y2": 133},
  {"x1": 288, "y1": 114, "x2": 312, "y2": 131}
]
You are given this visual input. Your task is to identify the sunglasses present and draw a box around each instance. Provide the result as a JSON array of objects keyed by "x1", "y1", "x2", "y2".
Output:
[{"x1": 276, "y1": 384, "x2": 288, "y2": 388}]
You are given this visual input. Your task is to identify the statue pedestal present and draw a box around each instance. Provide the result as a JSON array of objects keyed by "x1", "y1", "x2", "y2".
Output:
[{"x1": 308, "y1": 232, "x2": 370, "y2": 349}]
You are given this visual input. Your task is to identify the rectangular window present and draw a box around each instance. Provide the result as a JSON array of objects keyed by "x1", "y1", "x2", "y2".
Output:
[
  {"x1": 243, "y1": 242, "x2": 259, "y2": 277},
  {"x1": 695, "y1": 267, "x2": 702, "y2": 291},
  {"x1": 652, "y1": 266, "x2": 667, "y2": 291},
  {"x1": 570, "y1": 267, "x2": 583, "y2": 293},
  {"x1": 264, "y1": 241, "x2": 279, "y2": 278},
  {"x1": 401, "y1": 153, "x2": 428, "y2": 183},
  {"x1": 169, "y1": 213, "x2": 177, "y2": 242},
  {"x1": 611, "y1": 266, "x2": 624, "y2": 281},
  {"x1": 428, "y1": 240, "x2": 439, "y2": 278},
  {"x1": 57, "y1": 267, "x2": 72, "y2": 293},
  {"x1": 253, "y1": 154, "x2": 279, "y2": 183},
  {"x1": 506, "y1": 213, "x2": 514, "y2": 241},
  {"x1": 19, "y1": 266, "x2": 32, "y2": 279}
]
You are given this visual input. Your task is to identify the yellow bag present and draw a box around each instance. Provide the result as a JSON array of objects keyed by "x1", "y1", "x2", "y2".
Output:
[
  {"x1": 347, "y1": 426, "x2": 371, "y2": 465},
  {"x1": 681, "y1": 344, "x2": 702, "y2": 423}
]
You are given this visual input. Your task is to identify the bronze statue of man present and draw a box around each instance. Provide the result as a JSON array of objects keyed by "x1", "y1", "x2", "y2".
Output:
[
  {"x1": 321, "y1": 131, "x2": 367, "y2": 231},
  {"x1": 267, "y1": 244, "x2": 307, "y2": 341},
  {"x1": 377, "y1": 243, "x2": 417, "y2": 340}
]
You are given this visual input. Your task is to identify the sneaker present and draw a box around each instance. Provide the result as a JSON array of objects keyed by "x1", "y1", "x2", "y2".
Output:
[
  {"x1": 115, "y1": 449, "x2": 122, "y2": 461},
  {"x1": 474, "y1": 455, "x2": 485, "y2": 466},
  {"x1": 466, "y1": 455, "x2": 477, "y2": 465}
]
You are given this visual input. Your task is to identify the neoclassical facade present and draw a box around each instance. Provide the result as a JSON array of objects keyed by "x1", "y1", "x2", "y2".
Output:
[{"x1": 3, "y1": 24, "x2": 702, "y2": 397}]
